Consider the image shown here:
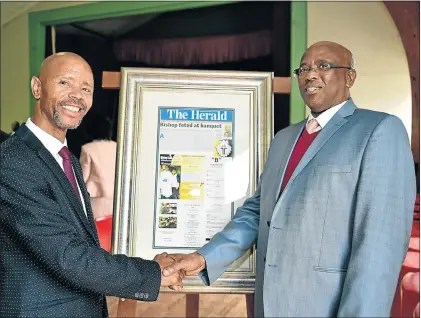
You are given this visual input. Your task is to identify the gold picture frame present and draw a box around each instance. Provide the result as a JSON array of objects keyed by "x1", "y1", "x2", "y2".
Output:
[{"x1": 112, "y1": 67, "x2": 273, "y2": 293}]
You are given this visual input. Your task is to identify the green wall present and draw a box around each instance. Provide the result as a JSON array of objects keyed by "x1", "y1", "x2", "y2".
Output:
[
  {"x1": 289, "y1": 1, "x2": 306, "y2": 124},
  {"x1": 0, "y1": 1, "x2": 89, "y2": 132}
]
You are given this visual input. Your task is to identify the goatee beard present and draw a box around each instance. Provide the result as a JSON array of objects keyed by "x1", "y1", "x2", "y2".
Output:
[{"x1": 53, "y1": 107, "x2": 82, "y2": 129}]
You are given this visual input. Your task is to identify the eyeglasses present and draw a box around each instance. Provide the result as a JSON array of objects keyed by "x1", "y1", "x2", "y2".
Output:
[{"x1": 293, "y1": 62, "x2": 353, "y2": 78}]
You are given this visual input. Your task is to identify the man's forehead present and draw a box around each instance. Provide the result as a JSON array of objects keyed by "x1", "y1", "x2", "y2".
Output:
[
  {"x1": 301, "y1": 42, "x2": 352, "y2": 65},
  {"x1": 301, "y1": 47, "x2": 340, "y2": 63},
  {"x1": 55, "y1": 59, "x2": 91, "y2": 73},
  {"x1": 45, "y1": 62, "x2": 93, "y2": 81},
  {"x1": 42, "y1": 55, "x2": 90, "y2": 73}
]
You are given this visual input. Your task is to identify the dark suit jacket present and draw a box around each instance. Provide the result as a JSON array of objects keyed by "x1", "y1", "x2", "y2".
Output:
[
  {"x1": 0, "y1": 124, "x2": 161, "y2": 318},
  {"x1": 0, "y1": 130, "x2": 9, "y2": 144}
]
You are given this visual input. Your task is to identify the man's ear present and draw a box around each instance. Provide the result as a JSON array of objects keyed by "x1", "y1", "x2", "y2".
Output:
[
  {"x1": 345, "y1": 69, "x2": 357, "y2": 89},
  {"x1": 31, "y1": 76, "x2": 42, "y2": 100}
]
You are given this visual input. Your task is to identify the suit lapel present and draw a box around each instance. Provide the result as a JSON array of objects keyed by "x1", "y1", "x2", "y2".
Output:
[
  {"x1": 281, "y1": 100, "x2": 357, "y2": 193},
  {"x1": 38, "y1": 148, "x2": 98, "y2": 242},
  {"x1": 16, "y1": 125, "x2": 98, "y2": 242}
]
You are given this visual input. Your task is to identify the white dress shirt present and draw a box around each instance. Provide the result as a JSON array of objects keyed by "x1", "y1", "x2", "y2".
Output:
[
  {"x1": 25, "y1": 118, "x2": 87, "y2": 216},
  {"x1": 306, "y1": 99, "x2": 348, "y2": 132}
]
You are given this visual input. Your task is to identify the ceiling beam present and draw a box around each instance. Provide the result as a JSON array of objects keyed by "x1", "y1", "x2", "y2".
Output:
[
  {"x1": 102, "y1": 71, "x2": 292, "y2": 94},
  {"x1": 384, "y1": 1, "x2": 420, "y2": 163},
  {"x1": 69, "y1": 23, "x2": 110, "y2": 41}
]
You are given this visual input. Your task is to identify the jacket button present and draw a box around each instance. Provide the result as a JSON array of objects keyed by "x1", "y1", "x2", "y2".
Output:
[{"x1": 267, "y1": 221, "x2": 270, "y2": 227}]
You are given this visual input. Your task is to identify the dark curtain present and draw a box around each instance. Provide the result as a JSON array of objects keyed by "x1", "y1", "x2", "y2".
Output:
[{"x1": 51, "y1": 1, "x2": 291, "y2": 158}]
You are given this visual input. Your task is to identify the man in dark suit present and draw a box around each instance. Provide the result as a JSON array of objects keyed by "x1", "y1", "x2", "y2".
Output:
[{"x1": 0, "y1": 52, "x2": 183, "y2": 317}]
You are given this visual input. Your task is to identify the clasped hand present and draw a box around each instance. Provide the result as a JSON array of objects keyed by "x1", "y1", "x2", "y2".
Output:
[{"x1": 153, "y1": 252, "x2": 206, "y2": 291}]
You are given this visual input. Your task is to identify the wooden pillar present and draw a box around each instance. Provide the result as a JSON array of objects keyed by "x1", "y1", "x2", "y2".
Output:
[
  {"x1": 384, "y1": 1, "x2": 420, "y2": 163},
  {"x1": 185, "y1": 294, "x2": 200, "y2": 318},
  {"x1": 116, "y1": 299, "x2": 137, "y2": 317},
  {"x1": 245, "y1": 294, "x2": 255, "y2": 317}
]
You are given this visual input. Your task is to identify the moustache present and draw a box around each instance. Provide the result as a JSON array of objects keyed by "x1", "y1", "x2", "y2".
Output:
[{"x1": 57, "y1": 98, "x2": 87, "y2": 111}]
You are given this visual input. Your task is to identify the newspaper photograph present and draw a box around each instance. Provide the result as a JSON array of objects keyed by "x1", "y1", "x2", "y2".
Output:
[{"x1": 154, "y1": 107, "x2": 235, "y2": 248}]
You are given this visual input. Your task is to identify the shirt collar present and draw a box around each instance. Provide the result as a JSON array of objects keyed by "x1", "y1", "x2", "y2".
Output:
[
  {"x1": 306, "y1": 99, "x2": 348, "y2": 128},
  {"x1": 25, "y1": 118, "x2": 67, "y2": 156}
]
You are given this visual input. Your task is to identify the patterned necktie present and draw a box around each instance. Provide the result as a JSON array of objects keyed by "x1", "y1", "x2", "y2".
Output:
[
  {"x1": 58, "y1": 146, "x2": 80, "y2": 199},
  {"x1": 306, "y1": 118, "x2": 320, "y2": 134}
]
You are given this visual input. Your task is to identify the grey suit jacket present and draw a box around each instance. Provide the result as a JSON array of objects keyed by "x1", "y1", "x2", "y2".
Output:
[
  {"x1": 197, "y1": 100, "x2": 416, "y2": 317},
  {"x1": 0, "y1": 125, "x2": 161, "y2": 317}
]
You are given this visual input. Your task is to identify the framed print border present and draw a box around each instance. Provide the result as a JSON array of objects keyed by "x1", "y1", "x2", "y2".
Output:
[{"x1": 112, "y1": 67, "x2": 273, "y2": 293}]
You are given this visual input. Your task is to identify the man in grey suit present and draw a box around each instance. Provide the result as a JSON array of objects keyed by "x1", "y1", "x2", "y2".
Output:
[{"x1": 162, "y1": 41, "x2": 417, "y2": 317}]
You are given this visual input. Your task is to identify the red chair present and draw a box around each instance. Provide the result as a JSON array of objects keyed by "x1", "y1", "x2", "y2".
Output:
[
  {"x1": 391, "y1": 194, "x2": 420, "y2": 317},
  {"x1": 401, "y1": 272, "x2": 420, "y2": 317},
  {"x1": 95, "y1": 215, "x2": 113, "y2": 252}
]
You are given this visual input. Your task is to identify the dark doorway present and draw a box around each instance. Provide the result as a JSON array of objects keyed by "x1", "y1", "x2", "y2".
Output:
[{"x1": 47, "y1": 1, "x2": 291, "y2": 158}]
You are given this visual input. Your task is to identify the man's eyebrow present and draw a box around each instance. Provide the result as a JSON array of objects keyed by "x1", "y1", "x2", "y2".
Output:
[
  {"x1": 300, "y1": 59, "x2": 332, "y2": 67},
  {"x1": 82, "y1": 81, "x2": 93, "y2": 88},
  {"x1": 52, "y1": 75, "x2": 93, "y2": 87}
]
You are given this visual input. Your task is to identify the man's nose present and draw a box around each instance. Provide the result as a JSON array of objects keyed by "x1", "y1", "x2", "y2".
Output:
[
  {"x1": 68, "y1": 88, "x2": 83, "y2": 99},
  {"x1": 304, "y1": 69, "x2": 319, "y2": 82}
]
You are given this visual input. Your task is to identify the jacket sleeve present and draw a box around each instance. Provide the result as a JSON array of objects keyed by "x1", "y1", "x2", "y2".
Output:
[
  {"x1": 0, "y1": 156, "x2": 161, "y2": 302},
  {"x1": 195, "y1": 133, "x2": 284, "y2": 286},
  {"x1": 196, "y1": 131, "x2": 283, "y2": 285},
  {"x1": 337, "y1": 115, "x2": 416, "y2": 317},
  {"x1": 197, "y1": 182, "x2": 261, "y2": 285}
]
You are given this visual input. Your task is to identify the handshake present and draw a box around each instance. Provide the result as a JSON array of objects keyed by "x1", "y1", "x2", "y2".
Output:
[{"x1": 153, "y1": 252, "x2": 206, "y2": 291}]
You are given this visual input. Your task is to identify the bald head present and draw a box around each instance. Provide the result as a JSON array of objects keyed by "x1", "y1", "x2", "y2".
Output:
[
  {"x1": 30, "y1": 52, "x2": 94, "y2": 142},
  {"x1": 303, "y1": 41, "x2": 354, "y2": 69},
  {"x1": 296, "y1": 41, "x2": 357, "y2": 113},
  {"x1": 39, "y1": 52, "x2": 92, "y2": 82}
]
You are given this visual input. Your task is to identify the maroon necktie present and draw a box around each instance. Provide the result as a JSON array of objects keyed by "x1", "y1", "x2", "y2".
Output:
[{"x1": 59, "y1": 146, "x2": 80, "y2": 198}]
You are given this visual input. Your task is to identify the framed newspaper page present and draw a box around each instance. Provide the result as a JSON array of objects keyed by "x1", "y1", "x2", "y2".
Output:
[{"x1": 112, "y1": 67, "x2": 273, "y2": 293}]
